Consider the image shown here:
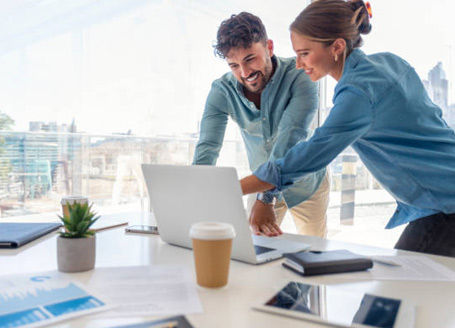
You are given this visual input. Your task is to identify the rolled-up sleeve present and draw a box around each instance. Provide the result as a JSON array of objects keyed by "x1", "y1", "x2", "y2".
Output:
[{"x1": 254, "y1": 87, "x2": 373, "y2": 190}]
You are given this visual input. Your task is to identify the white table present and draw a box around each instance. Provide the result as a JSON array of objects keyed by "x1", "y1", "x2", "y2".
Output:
[{"x1": 1, "y1": 212, "x2": 455, "y2": 328}]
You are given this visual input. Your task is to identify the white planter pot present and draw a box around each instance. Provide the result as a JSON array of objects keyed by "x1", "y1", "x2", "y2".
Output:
[{"x1": 57, "y1": 235, "x2": 96, "y2": 272}]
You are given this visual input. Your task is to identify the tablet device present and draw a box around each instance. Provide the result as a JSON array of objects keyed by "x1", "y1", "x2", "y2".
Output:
[{"x1": 253, "y1": 282, "x2": 414, "y2": 328}]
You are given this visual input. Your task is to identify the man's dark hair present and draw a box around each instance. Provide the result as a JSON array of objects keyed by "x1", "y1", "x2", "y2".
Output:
[{"x1": 214, "y1": 12, "x2": 268, "y2": 58}]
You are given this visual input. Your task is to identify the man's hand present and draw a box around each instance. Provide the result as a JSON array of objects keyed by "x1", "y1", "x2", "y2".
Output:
[{"x1": 249, "y1": 200, "x2": 283, "y2": 236}]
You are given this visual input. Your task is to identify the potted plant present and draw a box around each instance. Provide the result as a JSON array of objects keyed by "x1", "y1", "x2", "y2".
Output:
[{"x1": 57, "y1": 202, "x2": 100, "y2": 272}]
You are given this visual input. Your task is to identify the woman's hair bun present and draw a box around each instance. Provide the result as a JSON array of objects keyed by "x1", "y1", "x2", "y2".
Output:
[{"x1": 349, "y1": 0, "x2": 372, "y2": 35}]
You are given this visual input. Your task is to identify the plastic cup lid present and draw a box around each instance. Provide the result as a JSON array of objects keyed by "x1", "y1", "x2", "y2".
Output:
[
  {"x1": 189, "y1": 221, "x2": 236, "y2": 240},
  {"x1": 61, "y1": 196, "x2": 89, "y2": 205}
]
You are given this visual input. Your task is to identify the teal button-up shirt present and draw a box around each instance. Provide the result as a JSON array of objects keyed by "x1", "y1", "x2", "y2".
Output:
[
  {"x1": 193, "y1": 56, "x2": 326, "y2": 207},
  {"x1": 255, "y1": 49, "x2": 455, "y2": 228}
]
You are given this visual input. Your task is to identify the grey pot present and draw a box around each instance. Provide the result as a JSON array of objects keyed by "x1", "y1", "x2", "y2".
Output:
[{"x1": 57, "y1": 235, "x2": 96, "y2": 272}]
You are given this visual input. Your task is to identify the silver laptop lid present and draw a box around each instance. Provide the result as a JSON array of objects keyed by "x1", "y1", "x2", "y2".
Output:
[{"x1": 141, "y1": 164, "x2": 258, "y2": 263}]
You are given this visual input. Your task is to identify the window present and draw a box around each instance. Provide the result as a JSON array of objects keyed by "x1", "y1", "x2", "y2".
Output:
[
  {"x1": 0, "y1": 0, "x2": 309, "y2": 216},
  {"x1": 1, "y1": 1, "x2": 453, "y2": 250}
]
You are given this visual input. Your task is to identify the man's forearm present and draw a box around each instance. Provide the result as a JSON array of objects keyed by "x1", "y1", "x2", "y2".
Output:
[{"x1": 240, "y1": 174, "x2": 275, "y2": 195}]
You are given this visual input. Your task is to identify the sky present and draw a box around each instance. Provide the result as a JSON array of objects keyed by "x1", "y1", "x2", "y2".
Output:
[
  {"x1": 363, "y1": 0, "x2": 454, "y2": 94},
  {"x1": 0, "y1": 0, "x2": 454, "y2": 136}
]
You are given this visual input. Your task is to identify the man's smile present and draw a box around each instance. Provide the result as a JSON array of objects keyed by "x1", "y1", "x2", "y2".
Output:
[{"x1": 244, "y1": 71, "x2": 261, "y2": 83}]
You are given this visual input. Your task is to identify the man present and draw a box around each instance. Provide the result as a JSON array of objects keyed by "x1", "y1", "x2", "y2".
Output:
[{"x1": 193, "y1": 12, "x2": 329, "y2": 237}]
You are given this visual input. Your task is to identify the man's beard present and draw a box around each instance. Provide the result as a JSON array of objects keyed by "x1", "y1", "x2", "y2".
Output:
[{"x1": 241, "y1": 58, "x2": 273, "y2": 94}]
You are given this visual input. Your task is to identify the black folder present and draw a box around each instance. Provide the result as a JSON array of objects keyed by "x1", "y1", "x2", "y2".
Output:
[
  {"x1": 283, "y1": 249, "x2": 373, "y2": 276},
  {"x1": 0, "y1": 222, "x2": 61, "y2": 248}
]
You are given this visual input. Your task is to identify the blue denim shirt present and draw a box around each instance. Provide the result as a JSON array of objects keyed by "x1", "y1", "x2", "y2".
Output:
[
  {"x1": 193, "y1": 56, "x2": 326, "y2": 207},
  {"x1": 255, "y1": 49, "x2": 455, "y2": 228}
]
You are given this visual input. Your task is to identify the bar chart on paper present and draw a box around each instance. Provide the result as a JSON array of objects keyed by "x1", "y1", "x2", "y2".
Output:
[{"x1": 0, "y1": 275, "x2": 109, "y2": 328}]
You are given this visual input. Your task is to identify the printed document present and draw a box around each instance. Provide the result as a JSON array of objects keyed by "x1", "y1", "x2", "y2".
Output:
[
  {"x1": 0, "y1": 274, "x2": 110, "y2": 328},
  {"x1": 339, "y1": 255, "x2": 455, "y2": 281},
  {"x1": 84, "y1": 266, "x2": 203, "y2": 317}
]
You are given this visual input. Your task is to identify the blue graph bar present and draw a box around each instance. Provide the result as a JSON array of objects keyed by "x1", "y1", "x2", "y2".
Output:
[
  {"x1": 0, "y1": 282, "x2": 106, "y2": 327},
  {"x1": 0, "y1": 282, "x2": 88, "y2": 314},
  {"x1": 45, "y1": 296, "x2": 105, "y2": 317},
  {"x1": 0, "y1": 308, "x2": 49, "y2": 328}
]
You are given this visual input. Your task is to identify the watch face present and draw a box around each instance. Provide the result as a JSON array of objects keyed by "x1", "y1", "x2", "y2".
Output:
[{"x1": 257, "y1": 193, "x2": 276, "y2": 204}]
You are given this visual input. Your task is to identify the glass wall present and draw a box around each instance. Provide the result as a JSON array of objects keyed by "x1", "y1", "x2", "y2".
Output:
[
  {"x1": 1, "y1": 0, "x2": 453, "y2": 248},
  {"x1": 0, "y1": 0, "x2": 308, "y2": 216},
  {"x1": 0, "y1": 131, "x2": 248, "y2": 216}
]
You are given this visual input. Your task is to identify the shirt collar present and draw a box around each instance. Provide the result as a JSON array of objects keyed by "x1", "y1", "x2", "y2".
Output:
[
  {"x1": 334, "y1": 49, "x2": 365, "y2": 99},
  {"x1": 344, "y1": 48, "x2": 365, "y2": 72}
]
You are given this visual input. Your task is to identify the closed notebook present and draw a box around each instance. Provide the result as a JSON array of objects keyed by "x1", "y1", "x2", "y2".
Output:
[
  {"x1": 282, "y1": 249, "x2": 373, "y2": 276},
  {"x1": 0, "y1": 222, "x2": 61, "y2": 248}
]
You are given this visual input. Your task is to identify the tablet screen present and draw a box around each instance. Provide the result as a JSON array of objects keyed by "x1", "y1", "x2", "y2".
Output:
[{"x1": 265, "y1": 282, "x2": 401, "y2": 328}]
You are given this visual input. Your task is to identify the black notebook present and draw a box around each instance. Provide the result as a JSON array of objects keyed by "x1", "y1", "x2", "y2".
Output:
[
  {"x1": 0, "y1": 222, "x2": 62, "y2": 248},
  {"x1": 283, "y1": 249, "x2": 373, "y2": 276}
]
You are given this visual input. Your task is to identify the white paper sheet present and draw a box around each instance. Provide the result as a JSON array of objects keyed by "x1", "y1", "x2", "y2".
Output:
[
  {"x1": 0, "y1": 274, "x2": 110, "y2": 328},
  {"x1": 340, "y1": 255, "x2": 455, "y2": 281},
  {"x1": 85, "y1": 266, "x2": 203, "y2": 317}
]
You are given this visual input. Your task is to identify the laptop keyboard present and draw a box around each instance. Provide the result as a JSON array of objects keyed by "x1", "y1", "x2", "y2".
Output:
[{"x1": 254, "y1": 245, "x2": 275, "y2": 255}]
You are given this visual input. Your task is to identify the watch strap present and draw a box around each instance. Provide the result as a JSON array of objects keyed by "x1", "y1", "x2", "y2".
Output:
[{"x1": 257, "y1": 192, "x2": 276, "y2": 205}]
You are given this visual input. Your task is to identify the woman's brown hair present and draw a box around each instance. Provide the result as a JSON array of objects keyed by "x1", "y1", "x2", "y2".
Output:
[{"x1": 290, "y1": 0, "x2": 372, "y2": 54}]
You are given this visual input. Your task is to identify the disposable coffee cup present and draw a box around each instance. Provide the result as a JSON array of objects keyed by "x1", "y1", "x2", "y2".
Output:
[
  {"x1": 61, "y1": 196, "x2": 89, "y2": 217},
  {"x1": 189, "y1": 222, "x2": 236, "y2": 288}
]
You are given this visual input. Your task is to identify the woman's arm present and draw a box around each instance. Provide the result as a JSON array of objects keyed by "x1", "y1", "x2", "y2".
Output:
[{"x1": 241, "y1": 87, "x2": 373, "y2": 195}]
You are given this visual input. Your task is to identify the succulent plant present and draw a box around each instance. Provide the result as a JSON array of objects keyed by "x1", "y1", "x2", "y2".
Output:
[{"x1": 58, "y1": 202, "x2": 100, "y2": 238}]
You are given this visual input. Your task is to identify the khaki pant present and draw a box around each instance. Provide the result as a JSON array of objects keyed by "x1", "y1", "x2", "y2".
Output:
[{"x1": 248, "y1": 171, "x2": 330, "y2": 238}]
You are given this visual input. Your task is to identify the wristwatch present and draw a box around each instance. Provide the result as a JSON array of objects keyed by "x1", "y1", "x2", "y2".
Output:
[{"x1": 257, "y1": 192, "x2": 276, "y2": 205}]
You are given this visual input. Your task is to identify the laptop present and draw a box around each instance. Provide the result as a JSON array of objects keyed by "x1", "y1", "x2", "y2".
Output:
[{"x1": 141, "y1": 164, "x2": 310, "y2": 264}]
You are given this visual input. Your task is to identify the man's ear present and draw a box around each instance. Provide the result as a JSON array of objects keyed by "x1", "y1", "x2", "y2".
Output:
[
  {"x1": 331, "y1": 38, "x2": 346, "y2": 57},
  {"x1": 266, "y1": 39, "x2": 274, "y2": 57}
]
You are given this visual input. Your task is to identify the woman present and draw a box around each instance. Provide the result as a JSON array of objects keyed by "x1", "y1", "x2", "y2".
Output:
[{"x1": 241, "y1": 0, "x2": 455, "y2": 257}]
